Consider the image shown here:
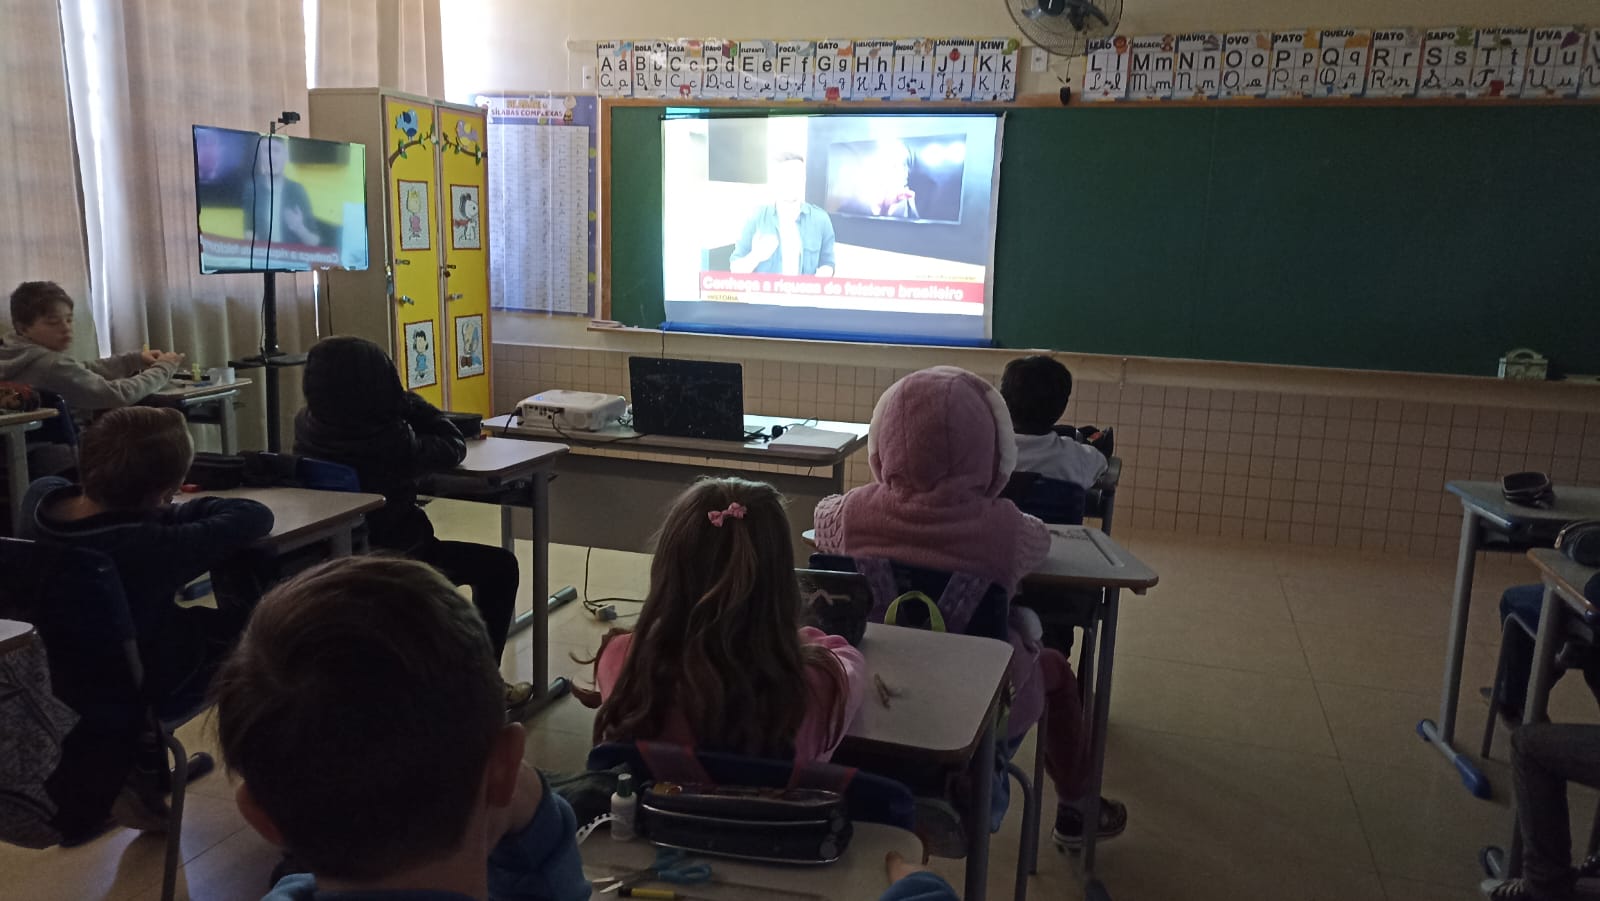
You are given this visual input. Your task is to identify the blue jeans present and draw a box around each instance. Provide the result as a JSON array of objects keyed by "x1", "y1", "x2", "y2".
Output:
[{"x1": 1497, "y1": 585, "x2": 1600, "y2": 715}]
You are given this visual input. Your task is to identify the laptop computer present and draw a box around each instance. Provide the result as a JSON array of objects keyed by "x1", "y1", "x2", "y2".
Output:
[{"x1": 628, "y1": 357, "x2": 746, "y2": 441}]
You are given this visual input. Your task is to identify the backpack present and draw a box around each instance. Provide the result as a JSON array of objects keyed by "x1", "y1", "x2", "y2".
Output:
[{"x1": 0, "y1": 629, "x2": 80, "y2": 849}]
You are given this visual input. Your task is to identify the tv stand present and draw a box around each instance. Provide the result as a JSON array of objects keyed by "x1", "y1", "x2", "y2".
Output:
[{"x1": 227, "y1": 271, "x2": 305, "y2": 452}]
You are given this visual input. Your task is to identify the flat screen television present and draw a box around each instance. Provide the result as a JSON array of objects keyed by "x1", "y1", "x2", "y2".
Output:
[{"x1": 191, "y1": 125, "x2": 369, "y2": 274}]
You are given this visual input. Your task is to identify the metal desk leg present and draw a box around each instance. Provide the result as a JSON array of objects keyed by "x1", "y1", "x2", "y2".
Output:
[
  {"x1": 506, "y1": 470, "x2": 570, "y2": 713},
  {"x1": 219, "y1": 395, "x2": 239, "y2": 455},
  {"x1": 1078, "y1": 589, "x2": 1121, "y2": 898},
  {"x1": 1417, "y1": 507, "x2": 1490, "y2": 798},
  {"x1": 329, "y1": 528, "x2": 354, "y2": 558},
  {"x1": 965, "y1": 714, "x2": 996, "y2": 901},
  {"x1": 5, "y1": 429, "x2": 27, "y2": 536}
]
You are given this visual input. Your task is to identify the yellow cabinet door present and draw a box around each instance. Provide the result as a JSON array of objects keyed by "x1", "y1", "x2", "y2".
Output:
[
  {"x1": 385, "y1": 97, "x2": 444, "y2": 407},
  {"x1": 436, "y1": 105, "x2": 491, "y2": 418}
]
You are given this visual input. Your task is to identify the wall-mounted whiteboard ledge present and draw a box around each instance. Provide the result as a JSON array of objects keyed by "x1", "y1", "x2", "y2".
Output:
[
  {"x1": 1065, "y1": 94, "x2": 1600, "y2": 108},
  {"x1": 587, "y1": 320, "x2": 660, "y2": 333}
]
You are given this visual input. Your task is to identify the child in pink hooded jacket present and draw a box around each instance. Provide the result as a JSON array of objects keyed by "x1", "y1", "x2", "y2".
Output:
[{"x1": 813, "y1": 365, "x2": 1126, "y2": 848}]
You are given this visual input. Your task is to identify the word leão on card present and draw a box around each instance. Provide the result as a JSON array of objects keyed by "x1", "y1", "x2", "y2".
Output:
[
  {"x1": 594, "y1": 38, "x2": 1021, "y2": 102},
  {"x1": 1083, "y1": 25, "x2": 1599, "y2": 102}
]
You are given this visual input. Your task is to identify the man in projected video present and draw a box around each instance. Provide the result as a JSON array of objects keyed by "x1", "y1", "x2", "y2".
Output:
[
  {"x1": 729, "y1": 152, "x2": 836, "y2": 278},
  {"x1": 243, "y1": 136, "x2": 322, "y2": 266}
]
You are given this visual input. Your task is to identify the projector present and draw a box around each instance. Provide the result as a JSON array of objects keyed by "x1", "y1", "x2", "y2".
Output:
[{"x1": 516, "y1": 390, "x2": 626, "y2": 431}]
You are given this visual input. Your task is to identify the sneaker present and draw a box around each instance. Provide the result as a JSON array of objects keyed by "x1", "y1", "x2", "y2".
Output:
[
  {"x1": 1480, "y1": 877, "x2": 1575, "y2": 900},
  {"x1": 1052, "y1": 797, "x2": 1127, "y2": 850},
  {"x1": 504, "y1": 680, "x2": 538, "y2": 720},
  {"x1": 110, "y1": 785, "x2": 170, "y2": 833}
]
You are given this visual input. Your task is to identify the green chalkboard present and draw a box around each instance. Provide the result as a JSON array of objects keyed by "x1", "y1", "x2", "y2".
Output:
[{"x1": 607, "y1": 104, "x2": 1600, "y2": 376}]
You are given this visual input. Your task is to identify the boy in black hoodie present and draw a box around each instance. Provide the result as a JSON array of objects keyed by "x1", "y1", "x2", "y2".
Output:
[
  {"x1": 22, "y1": 406, "x2": 275, "y2": 829},
  {"x1": 292, "y1": 336, "x2": 534, "y2": 714}
]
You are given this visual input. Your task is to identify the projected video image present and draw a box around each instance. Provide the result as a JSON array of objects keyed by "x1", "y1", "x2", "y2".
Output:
[
  {"x1": 661, "y1": 113, "x2": 1001, "y2": 345},
  {"x1": 825, "y1": 134, "x2": 967, "y2": 223},
  {"x1": 192, "y1": 125, "x2": 369, "y2": 274}
]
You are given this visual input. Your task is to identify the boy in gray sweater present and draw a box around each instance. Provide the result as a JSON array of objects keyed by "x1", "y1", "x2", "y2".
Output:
[{"x1": 0, "y1": 281, "x2": 181, "y2": 411}]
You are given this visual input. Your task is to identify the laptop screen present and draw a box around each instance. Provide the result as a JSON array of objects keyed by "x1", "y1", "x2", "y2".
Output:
[{"x1": 628, "y1": 357, "x2": 746, "y2": 441}]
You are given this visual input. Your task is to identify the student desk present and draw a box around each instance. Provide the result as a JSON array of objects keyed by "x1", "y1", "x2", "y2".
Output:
[
  {"x1": 1485, "y1": 548, "x2": 1600, "y2": 880},
  {"x1": 0, "y1": 618, "x2": 32, "y2": 653},
  {"x1": 1419, "y1": 481, "x2": 1600, "y2": 799},
  {"x1": 449, "y1": 437, "x2": 570, "y2": 709},
  {"x1": 482, "y1": 414, "x2": 869, "y2": 557},
  {"x1": 1, "y1": 408, "x2": 59, "y2": 535},
  {"x1": 1021, "y1": 525, "x2": 1159, "y2": 900},
  {"x1": 146, "y1": 378, "x2": 252, "y2": 455},
  {"x1": 837, "y1": 622, "x2": 1013, "y2": 901},
  {"x1": 183, "y1": 486, "x2": 385, "y2": 556},
  {"x1": 583, "y1": 823, "x2": 924, "y2": 900}
]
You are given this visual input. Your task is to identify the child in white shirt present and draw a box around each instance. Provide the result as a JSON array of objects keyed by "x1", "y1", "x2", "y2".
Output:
[{"x1": 1000, "y1": 355, "x2": 1107, "y2": 488}]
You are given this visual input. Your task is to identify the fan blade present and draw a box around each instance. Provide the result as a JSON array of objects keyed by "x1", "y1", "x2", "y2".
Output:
[{"x1": 1065, "y1": 0, "x2": 1112, "y2": 27}]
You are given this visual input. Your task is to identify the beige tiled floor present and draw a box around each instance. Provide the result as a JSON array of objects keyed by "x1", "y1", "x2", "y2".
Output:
[{"x1": 5, "y1": 498, "x2": 1597, "y2": 900}]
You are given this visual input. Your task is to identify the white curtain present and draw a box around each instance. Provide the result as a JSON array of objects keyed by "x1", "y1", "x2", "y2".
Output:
[
  {"x1": 0, "y1": 0, "x2": 99, "y2": 359},
  {"x1": 314, "y1": 0, "x2": 443, "y2": 96},
  {"x1": 59, "y1": 0, "x2": 315, "y2": 447}
]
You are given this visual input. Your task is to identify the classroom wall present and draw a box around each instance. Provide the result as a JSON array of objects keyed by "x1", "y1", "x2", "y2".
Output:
[
  {"x1": 441, "y1": 0, "x2": 1599, "y2": 99},
  {"x1": 491, "y1": 328, "x2": 1600, "y2": 558},
  {"x1": 463, "y1": 0, "x2": 1600, "y2": 554}
]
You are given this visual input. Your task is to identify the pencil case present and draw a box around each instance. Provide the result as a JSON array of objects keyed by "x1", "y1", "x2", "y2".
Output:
[{"x1": 639, "y1": 781, "x2": 852, "y2": 864}]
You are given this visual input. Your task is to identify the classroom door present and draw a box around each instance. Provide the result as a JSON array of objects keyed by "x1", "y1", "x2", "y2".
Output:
[
  {"x1": 385, "y1": 96, "x2": 445, "y2": 407},
  {"x1": 436, "y1": 105, "x2": 491, "y2": 418}
]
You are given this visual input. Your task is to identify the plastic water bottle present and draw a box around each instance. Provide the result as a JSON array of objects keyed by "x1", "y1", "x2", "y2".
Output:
[{"x1": 610, "y1": 772, "x2": 637, "y2": 841}]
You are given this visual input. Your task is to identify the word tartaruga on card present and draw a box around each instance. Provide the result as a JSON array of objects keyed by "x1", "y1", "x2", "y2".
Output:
[
  {"x1": 664, "y1": 40, "x2": 702, "y2": 100},
  {"x1": 1173, "y1": 33, "x2": 1223, "y2": 99},
  {"x1": 853, "y1": 39, "x2": 896, "y2": 100},
  {"x1": 1316, "y1": 29, "x2": 1371, "y2": 97},
  {"x1": 595, "y1": 41, "x2": 633, "y2": 97},
  {"x1": 737, "y1": 40, "x2": 774, "y2": 99},
  {"x1": 1083, "y1": 36, "x2": 1130, "y2": 101},
  {"x1": 1584, "y1": 29, "x2": 1600, "y2": 97},
  {"x1": 1220, "y1": 31, "x2": 1271, "y2": 98},
  {"x1": 933, "y1": 39, "x2": 978, "y2": 100},
  {"x1": 892, "y1": 39, "x2": 935, "y2": 100},
  {"x1": 811, "y1": 40, "x2": 853, "y2": 100},
  {"x1": 1128, "y1": 35, "x2": 1175, "y2": 100},
  {"x1": 1523, "y1": 26, "x2": 1586, "y2": 98},
  {"x1": 1366, "y1": 28, "x2": 1422, "y2": 97},
  {"x1": 1268, "y1": 30, "x2": 1317, "y2": 98},
  {"x1": 1475, "y1": 28, "x2": 1531, "y2": 97},
  {"x1": 773, "y1": 40, "x2": 813, "y2": 100},
  {"x1": 973, "y1": 39, "x2": 1019, "y2": 101},
  {"x1": 632, "y1": 41, "x2": 669, "y2": 98},
  {"x1": 700, "y1": 40, "x2": 737, "y2": 99}
]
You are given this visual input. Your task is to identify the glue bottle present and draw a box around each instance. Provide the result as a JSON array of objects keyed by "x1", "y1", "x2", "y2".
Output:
[{"x1": 610, "y1": 772, "x2": 638, "y2": 841}]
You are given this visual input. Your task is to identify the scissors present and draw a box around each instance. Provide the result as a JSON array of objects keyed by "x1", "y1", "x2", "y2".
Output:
[{"x1": 597, "y1": 847, "x2": 713, "y2": 894}]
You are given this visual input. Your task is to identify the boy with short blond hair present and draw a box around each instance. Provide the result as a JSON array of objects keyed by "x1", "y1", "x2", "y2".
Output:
[{"x1": 1, "y1": 280, "x2": 182, "y2": 411}]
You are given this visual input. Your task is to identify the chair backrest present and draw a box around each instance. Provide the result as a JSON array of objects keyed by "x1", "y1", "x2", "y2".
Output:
[
  {"x1": 1000, "y1": 471, "x2": 1087, "y2": 526},
  {"x1": 296, "y1": 457, "x2": 361, "y2": 492},
  {"x1": 26, "y1": 390, "x2": 79, "y2": 448},
  {"x1": 0, "y1": 538, "x2": 147, "y2": 844},
  {"x1": 586, "y1": 741, "x2": 916, "y2": 831},
  {"x1": 808, "y1": 553, "x2": 1010, "y2": 643}
]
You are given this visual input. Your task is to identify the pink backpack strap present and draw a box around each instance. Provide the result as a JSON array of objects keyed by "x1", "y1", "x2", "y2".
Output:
[{"x1": 635, "y1": 741, "x2": 714, "y2": 785}]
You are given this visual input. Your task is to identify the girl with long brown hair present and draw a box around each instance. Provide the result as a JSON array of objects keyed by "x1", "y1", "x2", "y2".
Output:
[{"x1": 587, "y1": 477, "x2": 864, "y2": 761}]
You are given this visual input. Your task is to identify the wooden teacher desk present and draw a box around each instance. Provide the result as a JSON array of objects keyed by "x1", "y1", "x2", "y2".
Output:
[{"x1": 482, "y1": 413, "x2": 869, "y2": 556}]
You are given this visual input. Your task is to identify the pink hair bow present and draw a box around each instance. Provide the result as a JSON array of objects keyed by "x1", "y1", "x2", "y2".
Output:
[{"x1": 707, "y1": 502, "x2": 747, "y2": 527}]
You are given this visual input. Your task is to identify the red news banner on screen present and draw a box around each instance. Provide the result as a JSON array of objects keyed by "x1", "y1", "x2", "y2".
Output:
[{"x1": 699, "y1": 271, "x2": 983, "y2": 309}]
